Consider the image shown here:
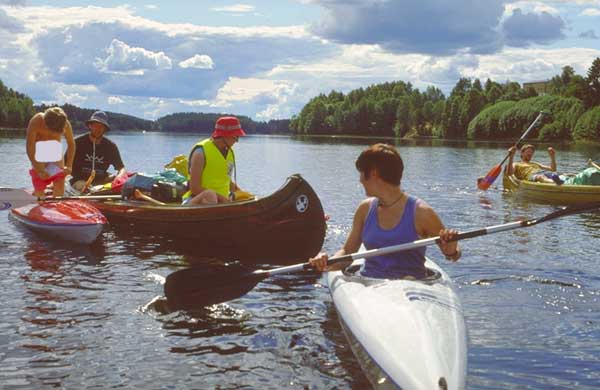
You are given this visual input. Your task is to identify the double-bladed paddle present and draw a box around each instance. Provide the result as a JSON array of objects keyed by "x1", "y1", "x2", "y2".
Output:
[
  {"x1": 164, "y1": 201, "x2": 600, "y2": 310},
  {"x1": 0, "y1": 187, "x2": 121, "y2": 210},
  {"x1": 477, "y1": 111, "x2": 547, "y2": 191}
]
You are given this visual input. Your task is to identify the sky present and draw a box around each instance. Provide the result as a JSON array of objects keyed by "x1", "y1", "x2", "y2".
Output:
[{"x1": 1, "y1": 1, "x2": 600, "y2": 121}]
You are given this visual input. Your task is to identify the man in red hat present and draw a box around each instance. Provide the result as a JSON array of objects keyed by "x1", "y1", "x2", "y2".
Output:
[{"x1": 182, "y1": 116, "x2": 247, "y2": 205}]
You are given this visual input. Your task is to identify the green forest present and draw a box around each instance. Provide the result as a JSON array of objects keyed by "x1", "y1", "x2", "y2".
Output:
[
  {"x1": 290, "y1": 58, "x2": 600, "y2": 142},
  {"x1": 2, "y1": 57, "x2": 600, "y2": 141},
  {"x1": 0, "y1": 79, "x2": 35, "y2": 128},
  {"x1": 0, "y1": 80, "x2": 290, "y2": 135}
]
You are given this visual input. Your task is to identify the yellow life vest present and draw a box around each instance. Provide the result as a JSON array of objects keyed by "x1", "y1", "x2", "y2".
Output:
[
  {"x1": 183, "y1": 138, "x2": 234, "y2": 200},
  {"x1": 513, "y1": 161, "x2": 543, "y2": 181}
]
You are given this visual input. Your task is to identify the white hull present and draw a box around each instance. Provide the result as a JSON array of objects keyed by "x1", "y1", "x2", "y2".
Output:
[{"x1": 327, "y1": 258, "x2": 467, "y2": 389}]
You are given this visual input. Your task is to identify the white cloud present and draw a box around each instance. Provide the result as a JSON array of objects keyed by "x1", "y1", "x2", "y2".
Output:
[
  {"x1": 213, "y1": 77, "x2": 293, "y2": 106},
  {"x1": 108, "y1": 96, "x2": 124, "y2": 104},
  {"x1": 179, "y1": 99, "x2": 211, "y2": 106},
  {"x1": 178, "y1": 54, "x2": 214, "y2": 69},
  {"x1": 95, "y1": 38, "x2": 172, "y2": 75},
  {"x1": 145, "y1": 5, "x2": 158, "y2": 10},
  {"x1": 580, "y1": 7, "x2": 600, "y2": 15},
  {"x1": 211, "y1": 4, "x2": 255, "y2": 13}
]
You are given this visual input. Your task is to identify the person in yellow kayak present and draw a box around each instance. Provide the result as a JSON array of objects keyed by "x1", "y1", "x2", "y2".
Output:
[
  {"x1": 182, "y1": 116, "x2": 248, "y2": 205},
  {"x1": 309, "y1": 143, "x2": 461, "y2": 279},
  {"x1": 69, "y1": 111, "x2": 126, "y2": 192},
  {"x1": 26, "y1": 106, "x2": 75, "y2": 197},
  {"x1": 506, "y1": 144, "x2": 563, "y2": 184}
]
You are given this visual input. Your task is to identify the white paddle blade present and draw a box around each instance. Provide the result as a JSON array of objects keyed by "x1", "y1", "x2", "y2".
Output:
[
  {"x1": 0, "y1": 188, "x2": 37, "y2": 210},
  {"x1": 35, "y1": 140, "x2": 63, "y2": 162}
]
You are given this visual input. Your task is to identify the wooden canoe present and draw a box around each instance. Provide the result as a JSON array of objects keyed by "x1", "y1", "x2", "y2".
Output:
[{"x1": 85, "y1": 174, "x2": 326, "y2": 263}]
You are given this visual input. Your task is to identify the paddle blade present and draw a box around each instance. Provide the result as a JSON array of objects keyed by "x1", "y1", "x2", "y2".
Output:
[
  {"x1": 477, "y1": 164, "x2": 502, "y2": 190},
  {"x1": 0, "y1": 188, "x2": 37, "y2": 210},
  {"x1": 164, "y1": 264, "x2": 266, "y2": 310}
]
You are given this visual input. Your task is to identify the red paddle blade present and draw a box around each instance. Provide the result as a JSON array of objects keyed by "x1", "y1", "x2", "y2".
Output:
[{"x1": 477, "y1": 164, "x2": 502, "y2": 190}]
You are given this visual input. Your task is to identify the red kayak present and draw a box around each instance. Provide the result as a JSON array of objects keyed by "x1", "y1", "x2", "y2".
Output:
[{"x1": 10, "y1": 200, "x2": 107, "y2": 244}]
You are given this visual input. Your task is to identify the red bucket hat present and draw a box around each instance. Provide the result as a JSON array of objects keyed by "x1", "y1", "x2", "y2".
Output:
[{"x1": 212, "y1": 116, "x2": 246, "y2": 138}]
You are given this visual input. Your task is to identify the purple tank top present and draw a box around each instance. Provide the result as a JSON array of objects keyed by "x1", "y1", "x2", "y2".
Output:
[{"x1": 361, "y1": 196, "x2": 426, "y2": 279}]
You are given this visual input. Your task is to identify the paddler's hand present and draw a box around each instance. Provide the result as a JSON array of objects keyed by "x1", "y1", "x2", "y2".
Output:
[
  {"x1": 508, "y1": 146, "x2": 517, "y2": 156},
  {"x1": 547, "y1": 147, "x2": 556, "y2": 158},
  {"x1": 439, "y1": 228, "x2": 461, "y2": 262},
  {"x1": 309, "y1": 253, "x2": 352, "y2": 272},
  {"x1": 63, "y1": 166, "x2": 72, "y2": 176},
  {"x1": 309, "y1": 252, "x2": 330, "y2": 272}
]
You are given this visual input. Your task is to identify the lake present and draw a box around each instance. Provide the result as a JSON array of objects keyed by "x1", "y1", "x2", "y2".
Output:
[{"x1": 1, "y1": 133, "x2": 599, "y2": 389}]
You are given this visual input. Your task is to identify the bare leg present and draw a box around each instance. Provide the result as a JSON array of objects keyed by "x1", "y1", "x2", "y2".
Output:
[
  {"x1": 189, "y1": 190, "x2": 218, "y2": 205},
  {"x1": 53, "y1": 178, "x2": 65, "y2": 197}
]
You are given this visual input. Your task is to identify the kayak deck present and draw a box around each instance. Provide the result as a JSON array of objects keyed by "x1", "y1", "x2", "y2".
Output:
[
  {"x1": 327, "y1": 258, "x2": 467, "y2": 389},
  {"x1": 10, "y1": 200, "x2": 107, "y2": 244}
]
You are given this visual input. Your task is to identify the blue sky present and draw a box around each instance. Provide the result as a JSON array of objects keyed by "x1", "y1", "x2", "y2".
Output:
[{"x1": 1, "y1": 1, "x2": 600, "y2": 121}]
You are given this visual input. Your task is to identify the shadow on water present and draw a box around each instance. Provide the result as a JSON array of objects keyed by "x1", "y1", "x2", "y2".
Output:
[
  {"x1": 107, "y1": 224, "x2": 311, "y2": 266},
  {"x1": 320, "y1": 302, "x2": 371, "y2": 389}
]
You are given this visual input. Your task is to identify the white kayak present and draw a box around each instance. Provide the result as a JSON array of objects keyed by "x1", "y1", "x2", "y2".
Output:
[{"x1": 326, "y1": 257, "x2": 467, "y2": 390}]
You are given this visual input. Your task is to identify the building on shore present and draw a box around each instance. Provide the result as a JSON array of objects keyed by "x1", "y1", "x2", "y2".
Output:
[{"x1": 523, "y1": 80, "x2": 551, "y2": 95}]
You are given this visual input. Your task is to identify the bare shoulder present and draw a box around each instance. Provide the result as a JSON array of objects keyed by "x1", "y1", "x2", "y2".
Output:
[
  {"x1": 27, "y1": 112, "x2": 44, "y2": 128},
  {"x1": 414, "y1": 198, "x2": 444, "y2": 236},
  {"x1": 353, "y1": 198, "x2": 372, "y2": 222},
  {"x1": 357, "y1": 197, "x2": 372, "y2": 213},
  {"x1": 415, "y1": 198, "x2": 435, "y2": 217}
]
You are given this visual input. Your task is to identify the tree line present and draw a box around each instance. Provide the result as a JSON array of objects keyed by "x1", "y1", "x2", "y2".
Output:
[
  {"x1": 156, "y1": 112, "x2": 291, "y2": 134},
  {"x1": 0, "y1": 80, "x2": 291, "y2": 135},
  {"x1": 290, "y1": 58, "x2": 600, "y2": 142}
]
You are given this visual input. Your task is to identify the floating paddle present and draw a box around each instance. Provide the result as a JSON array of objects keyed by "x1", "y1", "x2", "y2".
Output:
[
  {"x1": 0, "y1": 187, "x2": 121, "y2": 210},
  {"x1": 164, "y1": 201, "x2": 600, "y2": 310},
  {"x1": 478, "y1": 111, "x2": 546, "y2": 190}
]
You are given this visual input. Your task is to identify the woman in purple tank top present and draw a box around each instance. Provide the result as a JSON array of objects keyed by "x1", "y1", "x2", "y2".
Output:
[{"x1": 310, "y1": 143, "x2": 461, "y2": 279}]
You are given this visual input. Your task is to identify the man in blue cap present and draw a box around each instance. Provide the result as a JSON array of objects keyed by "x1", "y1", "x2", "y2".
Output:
[{"x1": 69, "y1": 111, "x2": 126, "y2": 192}]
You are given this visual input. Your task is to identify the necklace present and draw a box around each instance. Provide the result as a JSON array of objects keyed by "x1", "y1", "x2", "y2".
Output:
[{"x1": 378, "y1": 193, "x2": 404, "y2": 208}]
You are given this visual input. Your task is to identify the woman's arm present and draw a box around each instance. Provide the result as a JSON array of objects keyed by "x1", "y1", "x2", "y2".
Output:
[
  {"x1": 310, "y1": 199, "x2": 370, "y2": 272},
  {"x1": 415, "y1": 200, "x2": 461, "y2": 261}
]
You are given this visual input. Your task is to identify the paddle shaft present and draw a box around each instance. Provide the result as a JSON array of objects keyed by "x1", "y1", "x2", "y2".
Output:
[{"x1": 257, "y1": 201, "x2": 600, "y2": 279}]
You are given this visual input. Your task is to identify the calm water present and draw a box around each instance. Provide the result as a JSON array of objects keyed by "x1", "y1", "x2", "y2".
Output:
[{"x1": 1, "y1": 133, "x2": 599, "y2": 389}]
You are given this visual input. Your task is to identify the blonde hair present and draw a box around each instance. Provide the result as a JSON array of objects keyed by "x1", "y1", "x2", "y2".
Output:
[{"x1": 43, "y1": 107, "x2": 67, "y2": 133}]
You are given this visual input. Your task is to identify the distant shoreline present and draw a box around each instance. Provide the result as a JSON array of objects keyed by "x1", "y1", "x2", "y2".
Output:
[
  {"x1": 0, "y1": 127, "x2": 25, "y2": 137},
  {"x1": 1, "y1": 127, "x2": 598, "y2": 146}
]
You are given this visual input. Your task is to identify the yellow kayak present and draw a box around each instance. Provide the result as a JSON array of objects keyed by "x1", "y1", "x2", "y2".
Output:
[{"x1": 503, "y1": 173, "x2": 600, "y2": 204}]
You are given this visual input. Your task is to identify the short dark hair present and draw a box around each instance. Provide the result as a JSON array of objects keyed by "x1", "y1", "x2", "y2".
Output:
[
  {"x1": 355, "y1": 143, "x2": 404, "y2": 185},
  {"x1": 43, "y1": 107, "x2": 67, "y2": 133}
]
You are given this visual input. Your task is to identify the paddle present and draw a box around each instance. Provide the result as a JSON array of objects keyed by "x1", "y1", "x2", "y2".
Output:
[
  {"x1": 0, "y1": 187, "x2": 121, "y2": 210},
  {"x1": 164, "y1": 201, "x2": 600, "y2": 310},
  {"x1": 477, "y1": 111, "x2": 546, "y2": 190},
  {"x1": 0, "y1": 187, "x2": 166, "y2": 210}
]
